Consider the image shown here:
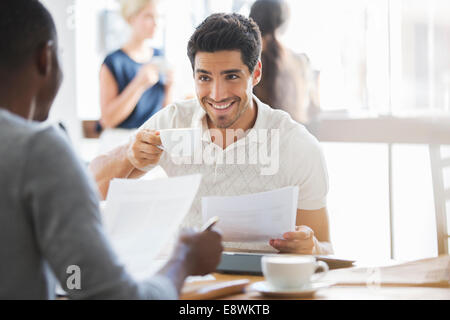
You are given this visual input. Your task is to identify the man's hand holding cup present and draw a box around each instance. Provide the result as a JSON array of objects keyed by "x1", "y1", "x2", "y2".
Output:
[{"x1": 127, "y1": 129, "x2": 164, "y2": 170}]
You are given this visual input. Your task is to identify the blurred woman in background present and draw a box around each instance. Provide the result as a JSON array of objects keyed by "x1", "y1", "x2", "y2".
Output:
[
  {"x1": 250, "y1": 0, "x2": 319, "y2": 124},
  {"x1": 98, "y1": 0, "x2": 172, "y2": 149}
]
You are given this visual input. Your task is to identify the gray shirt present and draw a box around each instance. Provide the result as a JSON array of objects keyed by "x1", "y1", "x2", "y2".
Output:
[{"x1": 0, "y1": 109, "x2": 177, "y2": 299}]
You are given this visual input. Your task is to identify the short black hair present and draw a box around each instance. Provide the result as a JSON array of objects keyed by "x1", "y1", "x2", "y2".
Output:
[
  {"x1": 187, "y1": 13, "x2": 262, "y2": 73},
  {"x1": 0, "y1": 0, "x2": 56, "y2": 70}
]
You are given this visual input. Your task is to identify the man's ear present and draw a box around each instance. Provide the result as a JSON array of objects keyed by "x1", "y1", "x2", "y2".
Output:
[
  {"x1": 36, "y1": 40, "x2": 54, "y2": 77},
  {"x1": 252, "y1": 60, "x2": 262, "y2": 87}
]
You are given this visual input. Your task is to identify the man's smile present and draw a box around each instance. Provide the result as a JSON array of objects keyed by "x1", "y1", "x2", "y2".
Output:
[{"x1": 206, "y1": 99, "x2": 239, "y2": 114}]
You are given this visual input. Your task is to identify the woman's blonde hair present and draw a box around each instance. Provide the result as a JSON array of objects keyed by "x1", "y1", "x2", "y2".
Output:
[{"x1": 120, "y1": 0, "x2": 156, "y2": 22}]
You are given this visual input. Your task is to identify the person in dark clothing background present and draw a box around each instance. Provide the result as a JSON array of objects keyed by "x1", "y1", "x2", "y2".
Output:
[{"x1": 250, "y1": 0, "x2": 320, "y2": 124}]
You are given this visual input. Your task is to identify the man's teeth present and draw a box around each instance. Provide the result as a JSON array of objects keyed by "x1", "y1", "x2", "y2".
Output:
[{"x1": 211, "y1": 102, "x2": 233, "y2": 110}]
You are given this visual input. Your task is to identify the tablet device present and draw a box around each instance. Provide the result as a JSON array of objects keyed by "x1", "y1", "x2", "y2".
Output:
[{"x1": 216, "y1": 252, "x2": 355, "y2": 275}]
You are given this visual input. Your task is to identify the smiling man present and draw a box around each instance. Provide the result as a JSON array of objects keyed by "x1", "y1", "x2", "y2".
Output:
[
  {"x1": 90, "y1": 13, "x2": 333, "y2": 255},
  {"x1": 195, "y1": 50, "x2": 257, "y2": 130}
]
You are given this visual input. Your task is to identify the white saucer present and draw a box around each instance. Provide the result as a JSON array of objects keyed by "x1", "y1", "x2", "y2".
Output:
[{"x1": 249, "y1": 281, "x2": 333, "y2": 298}]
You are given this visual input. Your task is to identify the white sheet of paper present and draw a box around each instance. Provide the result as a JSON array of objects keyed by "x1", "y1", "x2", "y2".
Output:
[
  {"x1": 103, "y1": 174, "x2": 202, "y2": 280},
  {"x1": 202, "y1": 186, "x2": 299, "y2": 242}
]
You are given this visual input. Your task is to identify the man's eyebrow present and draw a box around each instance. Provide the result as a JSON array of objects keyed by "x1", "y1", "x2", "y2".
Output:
[
  {"x1": 195, "y1": 69, "x2": 244, "y2": 75},
  {"x1": 221, "y1": 69, "x2": 243, "y2": 75},
  {"x1": 195, "y1": 69, "x2": 212, "y2": 75}
]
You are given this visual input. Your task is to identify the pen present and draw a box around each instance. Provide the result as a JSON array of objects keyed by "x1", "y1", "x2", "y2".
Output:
[{"x1": 201, "y1": 216, "x2": 219, "y2": 232}]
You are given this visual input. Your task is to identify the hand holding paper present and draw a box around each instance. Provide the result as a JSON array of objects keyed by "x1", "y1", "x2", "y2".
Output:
[
  {"x1": 176, "y1": 228, "x2": 223, "y2": 276},
  {"x1": 270, "y1": 225, "x2": 317, "y2": 254},
  {"x1": 103, "y1": 174, "x2": 204, "y2": 280},
  {"x1": 202, "y1": 186, "x2": 299, "y2": 242}
]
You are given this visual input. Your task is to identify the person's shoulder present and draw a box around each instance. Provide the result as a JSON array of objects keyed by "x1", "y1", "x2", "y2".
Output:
[
  {"x1": 0, "y1": 109, "x2": 46, "y2": 141},
  {"x1": 103, "y1": 49, "x2": 125, "y2": 65},
  {"x1": 0, "y1": 110, "x2": 71, "y2": 157},
  {"x1": 259, "y1": 101, "x2": 320, "y2": 149},
  {"x1": 28, "y1": 123, "x2": 71, "y2": 156},
  {"x1": 141, "y1": 98, "x2": 200, "y2": 129},
  {"x1": 0, "y1": 108, "x2": 28, "y2": 128},
  {"x1": 157, "y1": 98, "x2": 198, "y2": 118},
  {"x1": 171, "y1": 98, "x2": 199, "y2": 113},
  {"x1": 105, "y1": 48, "x2": 124, "y2": 59},
  {"x1": 25, "y1": 125, "x2": 81, "y2": 178},
  {"x1": 258, "y1": 100, "x2": 298, "y2": 130}
]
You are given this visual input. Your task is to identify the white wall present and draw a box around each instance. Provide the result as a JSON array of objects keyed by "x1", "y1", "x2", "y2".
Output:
[
  {"x1": 74, "y1": 0, "x2": 119, "y2": 120},
  {"x1": 41, "y1": 0, "x2": 82, "y2": 150}
]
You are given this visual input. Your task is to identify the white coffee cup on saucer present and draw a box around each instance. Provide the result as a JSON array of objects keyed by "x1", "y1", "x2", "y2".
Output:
[
  {"x1": 261, "y1": 255, "x2": 329, "y2": 290},
  {"x1": 159, "y1": 128, "x2": 202, "y2": 157}
]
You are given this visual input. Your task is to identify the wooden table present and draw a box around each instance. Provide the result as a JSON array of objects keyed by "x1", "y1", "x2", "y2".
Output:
[{"x1": 181, "y1": 273, "x2": 450, "y2": 300}]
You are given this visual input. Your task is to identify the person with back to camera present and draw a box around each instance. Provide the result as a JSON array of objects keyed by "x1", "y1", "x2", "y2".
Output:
[
  {"x1": 250, "y1": 0, "x2": 320, "y2": 124},
  {"x1": 98, "y1": 0, "x2": 173, "y2": 149},
  {"x1": 0, "y1": 0, "x2": 222, "y2": 299}
]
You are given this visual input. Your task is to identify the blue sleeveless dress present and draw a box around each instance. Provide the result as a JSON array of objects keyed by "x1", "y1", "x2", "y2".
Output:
[{"x1": 101, "y1": 48, "x2": 166, "y2": 129}]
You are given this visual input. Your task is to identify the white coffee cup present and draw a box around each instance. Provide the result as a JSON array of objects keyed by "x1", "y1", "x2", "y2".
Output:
[
  {"x1": 159, "y1": 128, "x2": 202, "y2": 157},
  {"x1": 150, "y1": 56, "x2": 169, "y2": 76},
  {"x1": 261, "y1": 255, "x2": 329, "y2": 289}
]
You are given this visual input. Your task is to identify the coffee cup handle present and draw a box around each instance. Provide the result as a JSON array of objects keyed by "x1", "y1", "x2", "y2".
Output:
[{"x1": 312, "y1": 261, "x2": 329, "y2": 281}]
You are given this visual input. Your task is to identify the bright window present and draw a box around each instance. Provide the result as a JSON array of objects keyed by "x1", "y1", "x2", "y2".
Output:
[{"x1": 278, "y1": 0, "x2": 450, "y2": 115}]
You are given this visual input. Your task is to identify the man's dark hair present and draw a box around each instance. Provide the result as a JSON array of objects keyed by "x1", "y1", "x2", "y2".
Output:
[
  {"x1": 0, "y1": 0, "x2": 56, "y2": 70},
  {"x1": 187, "y1": 13, "x2": 262, "y2": 73}
]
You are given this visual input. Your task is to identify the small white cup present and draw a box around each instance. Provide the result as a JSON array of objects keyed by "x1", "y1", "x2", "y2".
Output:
[
  {"x1": 159, "y1": 128, "x2": 202, "y2": 157},
  {"x1": 262, "y1": 255, "x2": 329, "y2": 290},
  {"x1": 150, "y1": 56, "x2": 169, "y2": 75}
]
